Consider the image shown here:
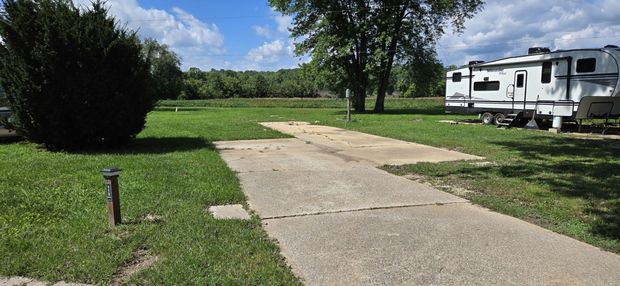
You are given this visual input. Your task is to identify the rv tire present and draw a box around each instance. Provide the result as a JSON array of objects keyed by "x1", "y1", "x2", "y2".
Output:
[
  {"x1": 481, "y1": 112, "x2": 495, "y2": 125},
  {"x1": 494, "y1": 113, "x2": 506, "y2": 125}
]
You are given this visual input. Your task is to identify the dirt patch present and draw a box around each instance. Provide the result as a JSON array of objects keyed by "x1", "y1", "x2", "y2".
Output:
[
  {"x1": 402, "y1": 173, "x2": 426, "y2": 183},
  {"x1": 471, "y1": 161, "x2": 495, "y2": 167},
  {"x1": 402, "y1": 172, "x2": 476, "y2": 197},
  {"x1": 438, "y1": 119, "x2": 481, "y2": 125},
  {"x1": 110, "y1": 249, "x2": 158, "y2": 286},
  {"x1": 143, "y1": 213, "x2": 163, "y2": 223}
]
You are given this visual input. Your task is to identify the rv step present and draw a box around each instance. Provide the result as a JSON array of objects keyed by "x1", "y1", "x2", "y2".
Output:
[{"x1": 496, "y1": 112, "x2": 523, "y2": 129}]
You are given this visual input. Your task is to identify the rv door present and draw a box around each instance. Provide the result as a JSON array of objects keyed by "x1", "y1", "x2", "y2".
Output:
[{"x1": 513, "y1": 71, "x2": 527, "y2": 111}]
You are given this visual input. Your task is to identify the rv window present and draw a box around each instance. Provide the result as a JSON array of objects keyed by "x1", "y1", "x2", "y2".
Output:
[
  {"x1": 541, "y1": 62, "x2": 552, "y2": 83},
  {"x1": 516, "y1": 74, "x2": 524, "y2": 87},
  {"x1": 576, "y1": 58, "x2": 596, "y2": 73},
  {"x1": 473, "y1": 81, "x2": 500, "y2": 91},
  {"x1": 452, "y1": 72, "x2": 462, "y2": 82}
]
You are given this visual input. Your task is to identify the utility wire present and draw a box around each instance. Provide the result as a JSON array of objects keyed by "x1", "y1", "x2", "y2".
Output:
[{"x1": 171, "y1": 35, "x2": 620, "y2": 58}]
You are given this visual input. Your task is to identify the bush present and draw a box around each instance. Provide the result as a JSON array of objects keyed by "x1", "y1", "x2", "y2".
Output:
[{"x1": 0, "y1": 0, "x2": 155, "y2": 150}]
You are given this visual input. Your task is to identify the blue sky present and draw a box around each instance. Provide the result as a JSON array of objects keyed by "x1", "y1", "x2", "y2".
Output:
[{"x1": 74, "y1": 0, "x2": 620, "y2": 71}]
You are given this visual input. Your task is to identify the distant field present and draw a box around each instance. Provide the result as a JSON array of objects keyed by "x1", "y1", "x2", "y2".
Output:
[
  {"x1": 1, "y1": 97, "x2": 618, "y2": 284},
  {"x1": 158, "y1": 96, "x2": 444, "y2": 111}
]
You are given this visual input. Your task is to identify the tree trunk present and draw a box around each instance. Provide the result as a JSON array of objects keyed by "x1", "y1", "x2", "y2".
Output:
[
  {"x1": 374, "y1": 5, "x2": 408, "y2": 113},
  {"x1": 353, "y1": 85, "x2": 366, "y2": 112},
  {"x1": 374, "y1": 37, "x2": 398, "y2": 113}
]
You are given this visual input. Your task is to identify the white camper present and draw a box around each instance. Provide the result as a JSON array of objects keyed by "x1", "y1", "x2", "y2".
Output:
[{"x1": 445, "y1": 46, "x2": 620, "y2": 128}]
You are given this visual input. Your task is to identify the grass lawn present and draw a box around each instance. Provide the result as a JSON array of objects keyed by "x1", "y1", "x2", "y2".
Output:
[
  {"x1": 0, "y1": 110, "x2": 298, "y2": 285},
  {"x1": 1, "y1": 97, "x2": 619, "y2": 284}
]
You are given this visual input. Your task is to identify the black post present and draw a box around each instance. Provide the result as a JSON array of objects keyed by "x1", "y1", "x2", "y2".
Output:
[{"x1": 102, "y1": 167, "x2": 122, "y2": 226}]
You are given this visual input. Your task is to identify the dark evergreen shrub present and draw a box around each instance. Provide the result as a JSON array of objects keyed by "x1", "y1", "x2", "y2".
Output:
[{"x1": 0, "y1": 0, "x2": 155, "y2": 150}]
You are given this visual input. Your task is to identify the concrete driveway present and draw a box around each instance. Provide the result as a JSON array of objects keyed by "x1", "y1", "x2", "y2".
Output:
[{"x1": 216, "y1": 122, "x2": 620, "y2": 286}]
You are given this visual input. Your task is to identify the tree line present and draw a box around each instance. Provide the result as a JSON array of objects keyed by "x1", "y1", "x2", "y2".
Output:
[{"x1": 155, "y1": 60, "x2": 449, "y2": 100}]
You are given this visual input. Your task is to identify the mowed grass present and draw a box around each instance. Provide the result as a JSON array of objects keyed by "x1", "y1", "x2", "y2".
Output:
[
  {"x1": 1, "y1": 97, "x2": 619, "y2": 285},
  {"x1": 0, "y1": 110, "x2": 298, "y2": 285},
  {"x1": 158, "y1": 96, "x2": 441, "y2": 110}
]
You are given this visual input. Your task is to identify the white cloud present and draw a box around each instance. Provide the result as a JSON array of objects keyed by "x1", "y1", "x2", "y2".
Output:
[
  {"x1": 246, "y1": 40, "x2": 291, "y2": 63},
  {"x1": 252, "y1": 25, "x2": 272, "y2": 38},
  {"x1": 438, "y1": 0, "x2": 620, "y2": 66},
  {"x1": 72, "y1": 0, "x2": 302, "y2": 71},
  {"x1": 72, "y1": 0, "x2": 225, "y2": 69},
  {"x1": 274, "y1": 14, "x2": 292, "y2": 34}
]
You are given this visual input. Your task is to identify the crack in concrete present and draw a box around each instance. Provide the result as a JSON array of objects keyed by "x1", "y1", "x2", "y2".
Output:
[{"x1": 261, "y1": 201, "x2": 470, "y2": 220}]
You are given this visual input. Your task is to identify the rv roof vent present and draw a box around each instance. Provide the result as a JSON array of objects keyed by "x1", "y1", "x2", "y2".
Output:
[
  {"x1": 468, "y1": 60, "x2": 484, "y2": 66},
  {"x1": 528, "y1": 47, "x2": 551, "y2": 55},
  {"x1": 604, "y1": 44, "x2": 619, "y2": 48}
]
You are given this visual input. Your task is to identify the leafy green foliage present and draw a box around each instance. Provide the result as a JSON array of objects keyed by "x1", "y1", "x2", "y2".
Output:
[
  {"x1": 0, "y1": 87, "x2": 7, "y2": 106},
  {"x1": 269, "y1": 0, "x2": 483, "y2": 112},
  {"x1": 0, "y1": 0, "x2": 155, "y2": 150},
  {"x1": 180, "y1": 68, "x2": 319, "y2": 99},
  {"x1": 393, "y1": 60, "x2": 446, "y2": 98},
  {"x1": 142, "y1": 38, "x2": 184, "y2": 100}
]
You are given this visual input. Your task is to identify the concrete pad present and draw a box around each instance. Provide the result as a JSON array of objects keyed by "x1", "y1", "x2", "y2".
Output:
[
  {"x1": 215, "y1": 122, "x2": 620, "y2": 285},
  {"x1": 237, "y1": 166, "x2": 466, "y2": 218},
  {"x1": 215, "y1": 138, "x2": 319, "y2": 152},
  {"x1": 219, "y1": 148, "x2": 358, "y2": 173},
  {"x1": 336, "y1": 143, "x2": 481, "y2": 165},
  {"x1": 25, "y1": 281, "x2": 48, "y2": 286},
  {"x1": 264, "y1": 204, "x2": 620, "y2": 286},
  {"x1": 0, "y1": 277, "x2": 33, "y2": 286},
  {"x1": 262, "y1": 122, "x2": 405, "y2": 148},
  {"x1": 51, "y1": 282, "x2": 91, "y2": 286},
  {"x1": 259, "y1": 122, "x2": 483, "y2": 166},
  {"x1": 208, "y1": 204, "x2": 251, "y2": 220}
]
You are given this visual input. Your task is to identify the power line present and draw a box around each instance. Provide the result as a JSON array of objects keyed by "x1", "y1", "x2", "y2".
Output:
[
  {"x1": 436, "y1": 34, "x2": 620, "y2": 51},
  {"x1": 112, "y1": 4, "x2": 413, "y2": 23},
  {"x1": 173, "y1": 34, "x2": 620, "y2": 58}
]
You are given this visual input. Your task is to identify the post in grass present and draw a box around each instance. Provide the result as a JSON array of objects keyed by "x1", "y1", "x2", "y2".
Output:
[
  {"x1": 101, "y1": 167, "x2": 122, "y2": 226},
  {"x1": 345, "y1": 89, "x2": 352, "y2": 123}
]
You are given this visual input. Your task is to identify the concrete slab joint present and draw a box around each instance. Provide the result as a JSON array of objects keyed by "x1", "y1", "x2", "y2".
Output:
[{"x1": 215, "y1": 122, "x2": 620, "y2": 285}]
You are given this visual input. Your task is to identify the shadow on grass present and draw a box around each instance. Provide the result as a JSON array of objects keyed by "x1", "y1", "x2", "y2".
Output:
[
  {"x1": 0, "y1": 135, "x2": 25, "y2": 144},
  {"x1": 379, "y1": 108, "x2": 445, "y2": 115},
  {"x1": 330, "y1": 107, "x2": 445, "y2": 116},
  {"x1": 76, "y1": 137, "x2": 214, "y2": 155},
  {"x1": 494, "y1": 136, "x2": 620, "y2": 241},
  {"x1": 458, "y1": 135, "x2": 620, "y2": 242}
]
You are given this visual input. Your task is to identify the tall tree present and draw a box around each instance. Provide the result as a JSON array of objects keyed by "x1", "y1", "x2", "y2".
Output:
[
  {"x1": 270, "y1": 0, "x2": 483, "y2": 112},
  {"x1": 142, "y1": 38, "x2": 183, "y2": 99}
]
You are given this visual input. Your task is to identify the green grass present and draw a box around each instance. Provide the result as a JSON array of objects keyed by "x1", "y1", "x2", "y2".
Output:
[
  {"x1": 1, "y1": 97, "x2": 619, "y2": 285},
  {"x1": 0, "y1": 110, "x2": 297, "y2": 285},
  {"x1": 158, "y1": 96, "x2": 444, "y2": 110}
]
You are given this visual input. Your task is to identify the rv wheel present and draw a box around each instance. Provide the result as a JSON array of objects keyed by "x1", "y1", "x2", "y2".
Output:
[
  {"x1": 481, "y1": 112, "x2": 495, "y2": 125},
  {"x1": 494, "y1": 113, "x2": 506, "y2": 125}
]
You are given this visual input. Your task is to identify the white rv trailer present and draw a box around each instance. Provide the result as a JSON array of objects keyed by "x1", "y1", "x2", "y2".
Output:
[{"x1": 445, "y1": 46, "x2": 620, "y2": 128}]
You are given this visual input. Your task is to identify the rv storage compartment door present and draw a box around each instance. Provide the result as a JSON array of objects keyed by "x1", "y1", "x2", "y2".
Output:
[
  {"x1": 552, "y1": 101, "x2": 574, "y2": 117},
  {"x1": 536, "y1": 101, "x2": 554, "y2": 116}
]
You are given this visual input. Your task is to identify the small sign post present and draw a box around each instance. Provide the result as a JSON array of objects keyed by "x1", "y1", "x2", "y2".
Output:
[
  {"x1": 102, "y1": 167, "x2": 122, "y2": 226},
  {"x1": 345, "y1": 89, "x2": 352, "y2": 122}
]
